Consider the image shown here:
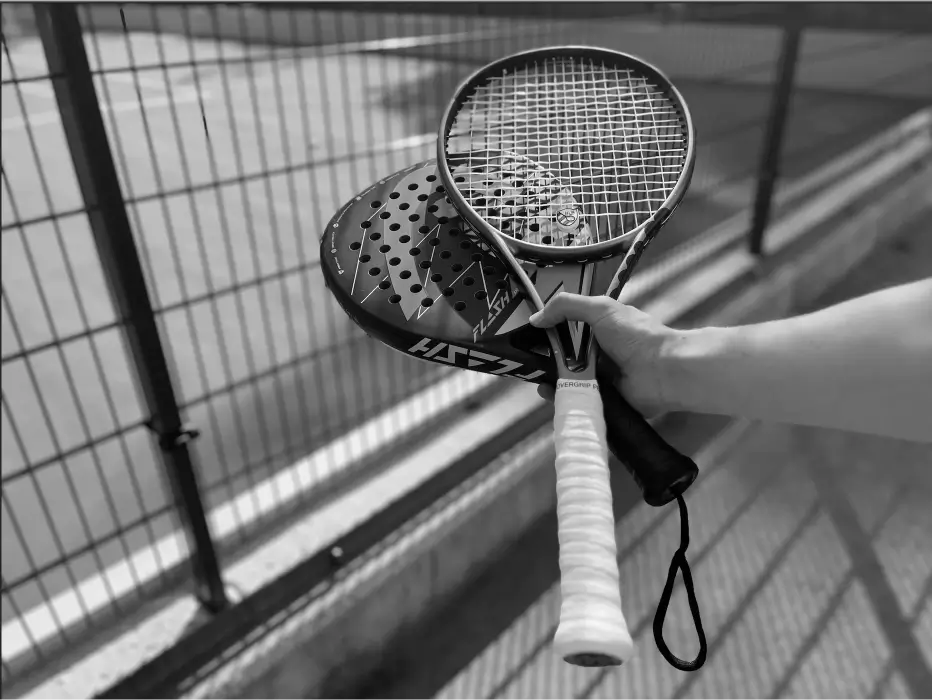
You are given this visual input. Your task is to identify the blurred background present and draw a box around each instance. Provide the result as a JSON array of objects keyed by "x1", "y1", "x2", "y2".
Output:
[{"x1": 1, "y1": 3, "x2": 930, "y2": 698}]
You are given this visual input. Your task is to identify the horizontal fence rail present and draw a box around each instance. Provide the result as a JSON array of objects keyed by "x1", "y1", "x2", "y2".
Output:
[{"x1": 2, "y1": 1, "x2": 930, "y2": 693}]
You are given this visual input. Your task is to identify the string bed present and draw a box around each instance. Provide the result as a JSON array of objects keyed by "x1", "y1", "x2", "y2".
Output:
[{"x1": 446, "y1": 56, "x2": 689, "y2": 246}]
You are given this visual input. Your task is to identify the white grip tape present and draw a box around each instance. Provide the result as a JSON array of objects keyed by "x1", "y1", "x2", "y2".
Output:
[{"x1": 551, "y1": 379, "x2": 635, "y2": 663}]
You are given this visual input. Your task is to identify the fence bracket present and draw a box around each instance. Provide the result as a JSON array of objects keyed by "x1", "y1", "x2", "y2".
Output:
[{"x1": 149, "y1": 423, "x2": 203, "y2": 451}]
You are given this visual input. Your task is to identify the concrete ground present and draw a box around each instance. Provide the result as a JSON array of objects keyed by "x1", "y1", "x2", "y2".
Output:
[{"x1": 359, "y1": 210, "x2": 932, "y2": 699}]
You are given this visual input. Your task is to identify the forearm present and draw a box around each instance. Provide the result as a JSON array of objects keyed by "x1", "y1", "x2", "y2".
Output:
[{"x1": 662, "y1": 280, "x2": 932, "y2": 441}]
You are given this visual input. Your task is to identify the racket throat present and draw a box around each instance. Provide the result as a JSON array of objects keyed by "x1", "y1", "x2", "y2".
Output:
[
  {"x1": 554, "y1": 324, "x2": 597, "y2": 375},
  {"x1": 553, "y1": 262, "x2": 595, "y2": 370},
  {"x1": 555, "y1": 323, "x2": 590, "y2": 371}
]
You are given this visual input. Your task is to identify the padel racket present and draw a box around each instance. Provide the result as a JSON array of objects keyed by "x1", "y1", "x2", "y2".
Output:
[
  {"x1": 320, "y1": 159, "x2": 698, "y2": 506},
  {"x1": 436, "y1": 47, "x2": 697, "y2": 667}
]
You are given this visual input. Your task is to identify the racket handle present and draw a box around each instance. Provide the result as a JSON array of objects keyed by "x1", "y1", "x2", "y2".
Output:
[
  {"x1": 598, "y1": 372, "x2": 699, "y2": 507},
  {"x1": 551, "y1": 379, "x2": 635, "y2": 667}
]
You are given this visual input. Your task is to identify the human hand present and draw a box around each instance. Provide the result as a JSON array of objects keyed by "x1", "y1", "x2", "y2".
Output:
[{"x1": 529, "y1": 293, "x2": 685, "y2": 418}]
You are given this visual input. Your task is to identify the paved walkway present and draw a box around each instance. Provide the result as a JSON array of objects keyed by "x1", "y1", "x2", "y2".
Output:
[{"x1": 365, "y1": 212, "x2": 932, "y2": 698}]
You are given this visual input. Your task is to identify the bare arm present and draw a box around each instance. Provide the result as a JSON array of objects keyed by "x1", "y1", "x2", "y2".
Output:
[{"x1": 663, "y1": 279, "x2": 932, "y2": 441}]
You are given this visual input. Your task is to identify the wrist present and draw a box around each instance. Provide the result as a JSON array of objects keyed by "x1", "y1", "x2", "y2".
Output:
[{"x1": 657, "y1": 326, "x2": 731, "y2": 414}]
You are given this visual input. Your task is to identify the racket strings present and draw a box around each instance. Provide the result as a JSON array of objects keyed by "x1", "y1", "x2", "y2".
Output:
[{"x1": 446, "y1": 56, "x2": 689, "y2": 247}]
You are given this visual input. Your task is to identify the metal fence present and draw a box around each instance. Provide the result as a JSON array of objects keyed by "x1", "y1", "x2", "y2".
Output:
[{"x1": 2, "y1": 1, "x2": 930, "y2": 691}]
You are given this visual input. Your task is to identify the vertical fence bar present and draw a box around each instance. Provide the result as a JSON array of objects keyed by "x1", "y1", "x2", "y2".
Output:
[
  {"x1": 33, "y1": 3, "x2": 228, "y2": 612},
  {"x1": 748, "y1": 8, "x2": 804, "y2": 256}
]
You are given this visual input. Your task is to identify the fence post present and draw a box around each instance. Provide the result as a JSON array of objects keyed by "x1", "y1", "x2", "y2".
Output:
[
  {"x1": 34, "y1": 3, "x2": 228, "y2": 612},
  {"x1": 748, "y1": 8, "x2": 803, "y2": 256}
]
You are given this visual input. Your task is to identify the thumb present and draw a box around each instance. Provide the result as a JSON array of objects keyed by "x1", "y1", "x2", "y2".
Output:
[{"x1": 528, "y1": 292, "x2": 609, "y2": 328}]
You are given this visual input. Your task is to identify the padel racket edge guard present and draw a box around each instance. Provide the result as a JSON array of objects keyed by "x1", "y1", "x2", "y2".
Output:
[{"x1": 437, "y1": 47, "x2": 705, "y2": 670}]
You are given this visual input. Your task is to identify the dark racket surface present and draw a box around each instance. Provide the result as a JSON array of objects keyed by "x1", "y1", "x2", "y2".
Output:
[{"x1": 323, "y1": 160, "x2": 587, "y2": 387}]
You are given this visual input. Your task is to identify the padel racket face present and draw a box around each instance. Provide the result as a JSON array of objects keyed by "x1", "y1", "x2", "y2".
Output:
[
  {"x1": 436, "y1": 47, "x2": 696, "y2": 668},
  {"x1": 321, "y1": 160, "x2": 619, "y2": 385}
]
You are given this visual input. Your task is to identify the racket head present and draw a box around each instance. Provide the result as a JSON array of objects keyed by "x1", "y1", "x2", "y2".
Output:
[
  {"x1": 437, "y1": 46, "x2": 696, "y2": 265},
  {"x1": 321, "y1": 160, "x2": 620, "y2": 383}
]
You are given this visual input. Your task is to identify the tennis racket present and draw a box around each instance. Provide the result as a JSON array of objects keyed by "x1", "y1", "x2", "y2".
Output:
[{"x1": 436, "y1": 47, "x2": 697, "y2": 667}]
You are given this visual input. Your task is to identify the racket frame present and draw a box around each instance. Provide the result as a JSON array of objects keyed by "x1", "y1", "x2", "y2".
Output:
[{"x1": 437, "y1": 46, "x2": 696, "y2": 371}]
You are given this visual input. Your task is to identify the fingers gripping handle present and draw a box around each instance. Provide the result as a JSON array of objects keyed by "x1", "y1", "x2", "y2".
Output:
[{"x1": 552, "y1": 379, "x2": 635, "y2": 667}]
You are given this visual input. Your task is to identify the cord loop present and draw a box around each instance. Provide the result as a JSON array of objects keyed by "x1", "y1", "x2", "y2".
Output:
[{"x1": 653, "y1": 494, "x2": 707, "y2": 672}]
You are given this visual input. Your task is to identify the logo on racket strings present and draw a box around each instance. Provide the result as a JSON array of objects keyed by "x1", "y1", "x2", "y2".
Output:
[{"x1": 555, "y1": 207, "x2": 580, "y2": 232}]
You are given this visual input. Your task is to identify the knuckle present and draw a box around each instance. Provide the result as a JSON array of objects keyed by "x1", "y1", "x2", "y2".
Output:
[
  {"x1": 549, "y1": 291, "x2": 571, "y2": 306},
  {"x1": 591, "y1": 297, "x2": 618, "y2": 316}
]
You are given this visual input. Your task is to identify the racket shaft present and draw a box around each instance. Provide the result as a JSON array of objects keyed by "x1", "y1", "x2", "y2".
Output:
[{"x1": 552, "y1": 379, "x2": 635, "y2": 663}]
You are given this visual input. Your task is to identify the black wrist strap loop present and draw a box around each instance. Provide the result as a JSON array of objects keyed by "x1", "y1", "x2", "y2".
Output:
[{"x1": 653, "y1": 494, "x2": 707, "y2": 672}]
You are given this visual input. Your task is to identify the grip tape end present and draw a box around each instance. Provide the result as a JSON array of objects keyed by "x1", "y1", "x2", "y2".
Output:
[{"x1": 564, "y1": 652, "x2": 624, "y2": 668}]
